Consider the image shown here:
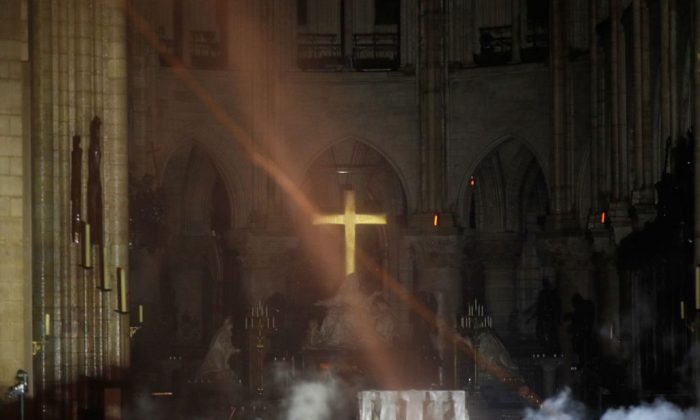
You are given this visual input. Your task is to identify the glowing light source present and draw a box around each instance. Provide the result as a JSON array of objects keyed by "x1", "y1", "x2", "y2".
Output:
[
  {"x1": 433, "y1": 213, "x2": 439, "y2": 227},
  {"x1": 313, "y1": 189, "x2": 387, "y2": 275},
  {"x1": 469, "y1": 176, "x2": 476, "y2": 188},
  {"x1": 600, "y1": 211, "x2": 607, "y2": 224}
]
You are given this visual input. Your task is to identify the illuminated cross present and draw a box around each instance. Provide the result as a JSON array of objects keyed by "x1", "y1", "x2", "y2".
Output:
[{"x1": 313, "y1": 189, "x2": 387, "y2": 276}]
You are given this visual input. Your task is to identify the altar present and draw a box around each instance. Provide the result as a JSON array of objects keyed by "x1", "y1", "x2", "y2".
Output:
[{"x1": 358, "y1": 390, "x2": 468, "y2": 420}]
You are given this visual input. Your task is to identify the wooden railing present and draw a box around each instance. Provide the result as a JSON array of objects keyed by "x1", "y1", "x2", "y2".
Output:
[{"x1": 297, "y1": 33, "x2": 343, "y2": 70}]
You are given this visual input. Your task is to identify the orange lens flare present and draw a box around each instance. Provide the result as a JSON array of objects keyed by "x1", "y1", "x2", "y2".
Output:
[{"x1": 122, "y1": 1, "x2": 541, "y2": 405}]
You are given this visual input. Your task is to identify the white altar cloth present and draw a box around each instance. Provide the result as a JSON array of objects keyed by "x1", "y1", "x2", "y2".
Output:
[{"x1": 358, "y1": 390, "x2": 468, "y2": 420}]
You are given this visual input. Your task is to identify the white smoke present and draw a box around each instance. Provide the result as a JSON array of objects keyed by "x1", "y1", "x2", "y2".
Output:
[
  {"x1": 601, "y1": 400, "x2": 699, "y2": 420},
  {"x1": 522, "y1": 388, "x2": 586, "y2": 420},
  {"x1": 283, "y1": 378, "x2": 344, "y2": 420},
  {"x1": 524, "y1": 388, "x2": 699, "y2": 420}
]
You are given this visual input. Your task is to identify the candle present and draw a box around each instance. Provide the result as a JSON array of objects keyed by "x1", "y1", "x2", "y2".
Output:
[
  {"x1": 83, "y1": 223, "x2": 92, "y2": 268},
  {"x1": 44, "y1": 313, "x2": 51, "y2": 337},
  {"x1": 138, "y1": 304, "x2": 144, "y2": 324},
  {"x1": 117, "y1": 267, "x2": 127, "y2": 313},
  {"x1": 680, "y1": 301, "x2": 685, "y2": 320}
]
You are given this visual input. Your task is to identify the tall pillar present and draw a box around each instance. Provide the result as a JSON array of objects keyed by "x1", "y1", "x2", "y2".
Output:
[
  {"x1": 549, "y1": 0, "x2": 572, "y2": 228},
  {"x1": 511, "y1": 0, "x2": 521, "y2": 63},
  {"x1": 692, "y1": 0, "x2": 700, "y2": 388},
  {"x1": 476, "y1": 234, "x2": 522, "y2": 332},
  {"x1": 418, "y1": 0, "x2": 448, "y2": 216},
  {"x1": 233, "y1": 231, "x2": 297, "y2": 304},
  {"x1": 0, "y1": 0, "x2": 31, "y2": 406},
  {"x1": 249, "y1": 0, "x2": 279, "y2": 227},
  {"x1": 589, "y1": 0, "x2": 599, "y2": 213},
  {"x1": 29, "y1": 0, "x2": 130, "y2": 416},
  {"x1": 632, "y1": 0, "x2": 644, "y2": 192},
  {"x1": 409, "y1": 233, "x2": 462, "y2": 386}
]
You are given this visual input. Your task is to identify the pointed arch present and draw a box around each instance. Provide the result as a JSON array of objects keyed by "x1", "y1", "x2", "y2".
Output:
[
  {"x1": 160, "y1": 126, "x2": 246, "y2": 230},
  {"x1": 459, "y1": 135, "x2": 549, "y2": 232},
  {"x1": 300, "y1": 135, "x2": 413, "y2": 213}
]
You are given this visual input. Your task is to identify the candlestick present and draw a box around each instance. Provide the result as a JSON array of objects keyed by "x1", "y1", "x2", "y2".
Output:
[
  {"x1": 117, "y1": 267, "x2": 127, "y2": 313},
  {"x1": 83, "y1": 223, "x2": 92, "y2": 268},
  {"x1": 138, "y1": 304, "x2": 144, "y2": 324},
  {"x1": 44, "y1": 313, "x2": 51, "y2": 337}
]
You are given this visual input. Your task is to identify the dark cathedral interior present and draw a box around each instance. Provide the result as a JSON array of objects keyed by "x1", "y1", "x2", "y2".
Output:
[{"x1": 1, "y1": 0, "x2": 700, "y2": 419}]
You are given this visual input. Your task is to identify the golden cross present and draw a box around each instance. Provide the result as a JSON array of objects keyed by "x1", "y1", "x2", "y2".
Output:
[{"x1": 313, "y1": 189, "x2": 387, "y2": 275}]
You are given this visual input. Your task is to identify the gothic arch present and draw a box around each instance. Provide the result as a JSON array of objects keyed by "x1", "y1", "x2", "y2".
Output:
[
  {"x1": 459, "y1": 136, "x2": 549, "y2": 232},
  {"x1": 300, "y1": 135, "x2": 413, "y2": 213},
  {"x1": 160, "y1": 132, "x2": 246, "y2": 230},
  {"x1": 294, "y1": 137, "x2": 408, "y2": 298}
]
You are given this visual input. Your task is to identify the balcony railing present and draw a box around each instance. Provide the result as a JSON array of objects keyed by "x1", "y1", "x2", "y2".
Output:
[
  {"x1": 191, "y1": 30, "x2": 223, "y2": 69},
  {"x1": 474, "y1": 25, "x2": 513, "y2": 66},
  {"x1": 352, "y1": 33, "x2": 399, "y2": 71},
  {"x1": 297, "y1": 33, "x2": 343, "y2": 70}
]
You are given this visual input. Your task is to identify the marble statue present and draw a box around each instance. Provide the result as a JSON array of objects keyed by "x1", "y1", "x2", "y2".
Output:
[
  {"x1": 195, "y1": 317, "x2": 240, "y2": 381},
  {"x1": 306, "y1": 274, "x2": 397, "y2": 349},
  {"x1": 468, "y1": 329, "x2": 521, "y2": 381}
]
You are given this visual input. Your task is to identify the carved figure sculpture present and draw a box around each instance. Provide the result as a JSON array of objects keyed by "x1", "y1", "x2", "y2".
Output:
[
  {"x1": 195, "y1": 317, "x2": 239, "y2": 381},
  {"x1": 70, "y1": 135, "x2": 82, "y2": 243}
]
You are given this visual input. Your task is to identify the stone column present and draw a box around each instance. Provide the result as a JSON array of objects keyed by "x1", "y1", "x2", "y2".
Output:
[
  {"x1": 233, "y1": 230, "x2": 298, "y2": 303},
  {"x1": 418, "y1": 0, "x2": 448, "y2": 216},
  {"x1": 28, "y1": 0, "x2": 130, "y2": 415},
  {"x1": 632, "y1": 0, "x2": 644, "y2": 192},
  {"x1": 0, "y1": 0, "x2": 30, "y2": 402},
  {"x1": 409, "y1": 232, "x2": 462, "y2": 386},
  {"x1": 540, "y1": 235, "x2": 594, "y2": 371},
  {"x1": 476, "y1": 233, "x2": 522, "y2": 332},
  {"x1": 589, "y1": 0, "x2": 599, "y2": 212},
  {"x1": 549, "y1": 0, "x2": 572, "y2": 228},
  {"x1": 249, "y1": 0, "x2": 278, "y2": 227},
  {"x1": 511, "y1": 0, "x2": 521, "y2": 63},
  {"x1": 693, "y1": 0, "x2": 700, "y2": 388}
]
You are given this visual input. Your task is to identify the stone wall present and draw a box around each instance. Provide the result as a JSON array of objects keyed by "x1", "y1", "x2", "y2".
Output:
[{"x1": 0, "y1": 0, "x2": 29, "y2": 393}]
